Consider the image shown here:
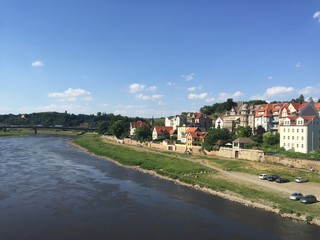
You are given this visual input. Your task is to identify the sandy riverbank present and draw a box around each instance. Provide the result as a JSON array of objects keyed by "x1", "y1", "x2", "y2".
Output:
[{"x1": 70, "y1": 140, "x2": 320, "y2": 226}]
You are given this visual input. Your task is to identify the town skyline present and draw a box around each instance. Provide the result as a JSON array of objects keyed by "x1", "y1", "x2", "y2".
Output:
[{"x1": 1, "y1": 1, "x2": 320, "y2": 117}]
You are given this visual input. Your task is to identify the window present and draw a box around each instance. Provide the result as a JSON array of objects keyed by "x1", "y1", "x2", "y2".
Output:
[
  {"x1": 297, "y1": 136, "x2": 299, "y2": 140},
  {"x1": 297, "y1": 129, "x2": 299, "y2": 133},
  {"x1": 302, "y1": 136, "x2": 304, "y2": 140},
  {"x1": 297, "y1": 144, "x2": 299, "y2": 148},
  {"x1": 292, "y1": 136, "x2": 294, "y2": 140},
  {"x1": 283, "y1": 136, "x2": 286, "y2": 140},
  {"x1": 292, "y1": 128, "x2": 294, "y2": 133},
  {"x1": 283, "y1": 143, "x2": 286, "y2": 147},
  {"x1": 288, "y1": 136, "x2": 290, "y2": 140},
  {"x1": 302, "y1": 129, "x2": 304, "y2": 133},
  {"x1": 302, "y1": 144, "x2": 304, "y2": 148},
  {"x1": 283, "y1": 128, "x2": 286, "y2": 132},
  {"x1": 288, "y1": 129, "x2": 290, "y2": 133}
]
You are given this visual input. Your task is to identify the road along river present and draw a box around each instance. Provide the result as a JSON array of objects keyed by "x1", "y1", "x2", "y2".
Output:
[{"x1": 1, "y1": 135, "x2": 320, "y2": 240}]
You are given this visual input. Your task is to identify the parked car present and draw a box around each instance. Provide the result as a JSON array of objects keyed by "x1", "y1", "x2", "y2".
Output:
[
  {"x1": 276, "y1": 177, "x2": 289, "y2": 183},
  {"x1": 289, "y1": 192, "x2": 303, "y2": 201},
  {"x1": 259, "y1": 174, "x2": 269, "y2": 180},
  {"x1": 300, "y1": 195, "x2": 317, "y2": 204},
  {"x1": 295, "y1": 177, "x2": 309, "y2": 183},
  {"x1": 267, "y1": 175, "x2": 280, "y2": 181}
]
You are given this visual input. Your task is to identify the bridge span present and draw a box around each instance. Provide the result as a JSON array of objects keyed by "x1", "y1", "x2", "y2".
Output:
[{"x1": 1, "y1": 125, "x2": 97, "y2": 134}]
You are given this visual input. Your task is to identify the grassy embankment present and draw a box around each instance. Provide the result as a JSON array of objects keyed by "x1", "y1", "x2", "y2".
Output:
[{"x1": 73, "y1": 134, "x2": 320, "y2": 224}]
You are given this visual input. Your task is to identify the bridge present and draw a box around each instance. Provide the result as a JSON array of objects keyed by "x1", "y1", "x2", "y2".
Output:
[{"x1": 0, "y1": 125, "x2": 97, "y2": 134}]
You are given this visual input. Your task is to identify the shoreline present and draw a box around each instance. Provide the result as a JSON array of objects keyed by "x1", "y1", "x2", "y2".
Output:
[{"x1": 70, "y1": 139, "x2": 320, "y2": 227}]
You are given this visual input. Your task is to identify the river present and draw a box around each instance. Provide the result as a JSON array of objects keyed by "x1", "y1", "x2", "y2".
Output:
[{"x1": 0, "y1": 135, "x2": 320, "y2": 240}]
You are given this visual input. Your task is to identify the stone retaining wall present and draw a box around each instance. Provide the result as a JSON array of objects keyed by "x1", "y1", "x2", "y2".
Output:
[{"x1": 265, "y1": 155, "x2": 320, "y2": 171}]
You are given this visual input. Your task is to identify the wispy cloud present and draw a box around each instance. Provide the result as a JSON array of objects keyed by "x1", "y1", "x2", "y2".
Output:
[
  {"x1": 188, "y1": 92, "x2": 208, "y2": 100},
  {"x1": 295, "y1": 61, "x2": 302, "y2": 68},
  {"x1": 205, "y1": 98, "x2": 216, "y2": 102},
  {"x1": 167, "y1": 82, "x2": 176, "y2": 87},
  {"x1": 31, "y1": 60, "x2": 44, "y2": 67},
  {"x1": 136, "y1": 93, "x2": 163, "y2": 101},
  {"x1": 298, "y1": 86, "x2": 320, "y2": 95},
  {"x1": 182, "y1": 73, "x2": 195, "y2": 81},
  {"x1": 187, "y1": 87, "x2": 197, "y2": 91},
  {"x1": 313, "y1": 11, "x2": 320, "y2": 22},
  {"x1": 48, "y1": 88, "x2": 92, "y2": 102},
  {"x1": 217, "y1": 91, "x2": 243, "y2": 101}
]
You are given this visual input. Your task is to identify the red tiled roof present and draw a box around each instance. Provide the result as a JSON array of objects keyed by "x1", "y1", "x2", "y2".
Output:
[
  {"x1": 154, "y1": 126, "x2": 173, "y2": 134},
  {"x1": 281, "y1": 115, "x2": 317, "y2": 126},
  {"x1": 131, "y1": 121, "x2": 148, "y2": 128},
  {"x1": 188, "y1": 132, "x2": 207, "y2": 139},
  {"x1": 186, "y1": 127, "x2": 200, "y2": 133}
]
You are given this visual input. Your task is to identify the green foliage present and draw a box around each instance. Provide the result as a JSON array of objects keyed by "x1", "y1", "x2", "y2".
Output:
[
  {"x1": 97, "y1": 121, "x2": 109, "y2": 134},
  {"x1": 203, "y1": 128, "x2": 232, "y2": 151},
  {"x1": 133, "y1": 125, "x2": 152, "y2": 142},
  {"x1": 200, "y1": 98, "x2": 236, "y2": 115},
  {"x1": 235, "y1": 126, "x2": 252, "y2": 138},
  {"x1": 262, "y1": 132, "x2": 279, "y2": 145},
  {"x1": 110, "y1": 119, "x2": 129, "y2": 139},
  {"x1": 243, "y1": 100, "x2": 268, "y2": 105}
]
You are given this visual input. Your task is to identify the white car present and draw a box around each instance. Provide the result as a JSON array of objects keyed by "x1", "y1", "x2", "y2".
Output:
[
  {"x1": 295, "y1": 177, "x2": 308, "y2": 183},
  {"x1": 259, "y1": 174, "x2": 268, "y2": 180},
  {"x1": 289, "y1": 192, "x2": 303, "y2": 200}
]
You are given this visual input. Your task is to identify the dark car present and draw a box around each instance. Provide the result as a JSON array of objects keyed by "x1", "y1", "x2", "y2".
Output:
[
  {"x1": 276, "y1": 177, "x2": 289, "y2": 183},
  {"x1": 300, "y1": 195, "x2": 317, "y2": 204},
  {"x1": 267, "y1": 175, "x2": 280, "y2": 181}
]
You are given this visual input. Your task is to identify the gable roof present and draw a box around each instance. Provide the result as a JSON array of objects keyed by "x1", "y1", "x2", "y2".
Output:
[
  {"x1": 187, "y1": 132, "x2": 207, "y2": 139},
  {"x1": 233, "y1": 137, "x2": 255, "y2": 144},
  {"x1": 153, "y1": 126, "x2": 174, "y2": 134},
  {"x1": 131, "y1": 121, "x2": 148, "y2": 128},
  {"x1": 281, "y1": 115, "x2": 317, "y2": 126}
]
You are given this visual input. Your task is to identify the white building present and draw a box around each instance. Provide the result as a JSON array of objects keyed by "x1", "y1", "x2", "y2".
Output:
[
  {"x1": 165, "y1": 115, "x2": 186, "y2": 130},
  {"x1": 279, "y1": 115, "x2": 320, "y2": 153}
]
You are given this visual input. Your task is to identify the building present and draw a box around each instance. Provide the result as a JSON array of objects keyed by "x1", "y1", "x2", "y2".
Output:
[
  {"x1": 254, "y1": 102, "x2": 287, "y2": 133},
  {"x1": 165, "y1": 115, "x2": 186, "y2": 130},
  {"x1": 186, "y1": 131, "x2": 207, "y2": 151},
  {"x1": 177, "y1": 126, "x2": 201, "y2": 143},
  {"x1": 279, "y1": 115, "x2": 320, "y2": 153},
  {"x1": 185, "y1": 112, "x2": 213, "y2": 130},
  {"x1": 130, "y1": 121, "x2": 149, "y2": 136},
  {"x1": 152, "y1": 126, "x2": 175, "y2": 140}
]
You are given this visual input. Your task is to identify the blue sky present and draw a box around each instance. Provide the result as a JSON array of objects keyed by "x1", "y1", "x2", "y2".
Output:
[{"x1": 1, "y1": 0, "x2": 320, "y2": 117}]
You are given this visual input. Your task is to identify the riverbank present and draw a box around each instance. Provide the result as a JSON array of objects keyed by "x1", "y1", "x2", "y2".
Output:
[{"x1": 72, "y1": 134, "x2": 320, "y2": 226}]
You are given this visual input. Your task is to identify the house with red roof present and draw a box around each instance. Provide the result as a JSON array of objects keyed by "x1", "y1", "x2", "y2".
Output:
[
  {"x1": 130, "y1": 121, "x2": 149, "y2": 136},
  {"x1": 186, "y1": 131, "x2": 208, "y2": 151},
  {"x1": 152, "y1": 126, "x2": 176, "y2": 140}
]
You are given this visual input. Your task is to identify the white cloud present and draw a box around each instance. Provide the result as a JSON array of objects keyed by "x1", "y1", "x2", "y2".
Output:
[
  {"x1": 148, "y1": 86, "x2": 157, "y2": 91},
  {"x1": 264, "y1": 86, "x2": 294, "y2": 97},
  {"x1": 313, "y1": 11, "x2": 320, "y2": 22},
  {"x1": 298, "y1": 86, "x2": 320, "y2": 95},
  {"x1": 136, "y1": 93, "x2": 163, "y2": 101},
  {"x1": 129, "y1": 83, "x2": 145, "y2": 93},
  {"x1": 167, "y1": 82, "x2": 176, "y2": 87},
  {"x1": 48, "y1": 88, "x2": 92, "y2": 102},
  {"x1": 31, "y1": 60, "x2": 44, "y2": 67},
  {"x1": 187, "y1": 86, "x2": 202, "y2": 91},
  {"x1": 295, "y1": 62, "x2": 302, "y2": 68},
  {"x1": 187, "y1": 87, "x2": 197, "y2": 91},
  {"x1": 268, "y1": 76, "x2": 273, "y2": 80},
  {"x1": 182, "y1": 73, "x2": 195, "y2": 81},
  {"x1": 158, "y1": 101, "x2": 166, "y2": 106},
  {"x1": 188, "y1": 92, "x2": 208, "y2": 100},
  {"x1": 217, "y1": 91, "x2": 244, "y2": 101}
]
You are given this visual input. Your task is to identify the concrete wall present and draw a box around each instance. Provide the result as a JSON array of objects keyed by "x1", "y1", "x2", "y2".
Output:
[
  {"x1": 218, "y1": 147, "x2": 265, "y2": 161},
  {"x1": 265, "y1": 155, "x2": 320, "y2": 171}
]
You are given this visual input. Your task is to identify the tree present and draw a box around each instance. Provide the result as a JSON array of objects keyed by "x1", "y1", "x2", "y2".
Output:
[
  {"x1": 97, "y1": 121, "x2": 109, "y2": 134},
  {"x1": 263, "y1": 132, "x2": 280, "y2": 145},
  {"x1": 235, "y1": 126, "x2": 252, "y2": 138},
  {"x1": 110, "y1": 120, "x2": 128, "y2": 139},
  {"x1": 133, "y1": 125, "x2": 152, "y2": 142},
  {"x1": 203, "y1": 128, "x2": 231, "y2": 151}
]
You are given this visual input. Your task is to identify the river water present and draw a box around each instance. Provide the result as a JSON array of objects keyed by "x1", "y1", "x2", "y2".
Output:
[{"x1": 0, "y1": 135, "x2": 320, "y2": 240}]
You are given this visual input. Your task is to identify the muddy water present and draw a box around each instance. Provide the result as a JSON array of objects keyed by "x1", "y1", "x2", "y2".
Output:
[{"x1": 0, "y1": 135, "x2": 320, "y2": 240}]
